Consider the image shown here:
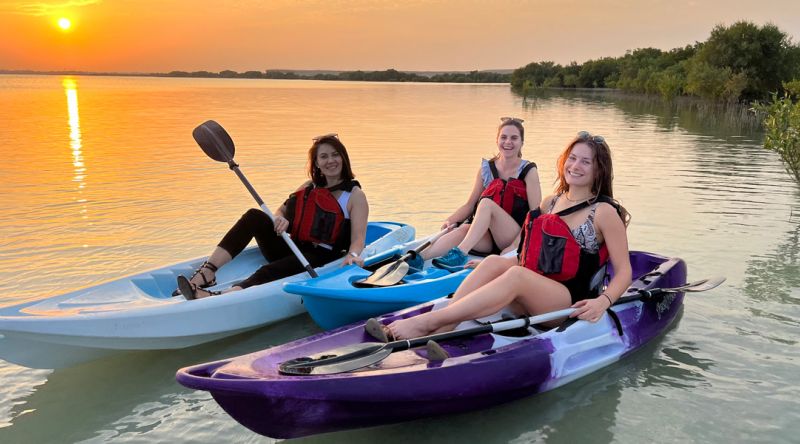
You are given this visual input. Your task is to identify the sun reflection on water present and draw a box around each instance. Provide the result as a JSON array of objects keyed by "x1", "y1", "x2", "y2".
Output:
[{"x1": 63, "y1": 78, "x2": 87, "y2": 219}]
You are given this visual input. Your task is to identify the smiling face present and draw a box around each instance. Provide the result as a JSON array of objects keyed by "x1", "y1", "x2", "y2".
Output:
[
  {"x1": 564, "y1": 142, "x2": 596, "y2": 188},
  {"x1": 315, "y1": 143, "x2": 343, "y2": 179},
  {"x1": 496, "y1": 124, "x2": 523, "y2": 158}
]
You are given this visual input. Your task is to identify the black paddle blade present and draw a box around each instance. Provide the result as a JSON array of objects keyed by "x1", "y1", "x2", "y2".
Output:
[
  {"x1": 279, "y1": 343, "x2": 388, "y2": 375},
  {"x1": 681, "y1": 276, "x2": 725, "y2": 292},
  {"x1": 192, "y1": 120, "x2": 235, "y2": 162}
]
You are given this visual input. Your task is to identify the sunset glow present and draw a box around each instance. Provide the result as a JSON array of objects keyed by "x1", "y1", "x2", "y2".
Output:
[
  {"x1": 0, "y1": 1, "x2": 798, "y2": 73},
  {"x1": 57, "y1": 17, "x2": 72, "y2": 31}
]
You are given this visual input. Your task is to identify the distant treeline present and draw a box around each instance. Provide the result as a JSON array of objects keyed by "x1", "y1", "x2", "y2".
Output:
[
  {"x1": 511, "y1": 21, "x2": 800, "y2": 102},
  {"x1": 159, "y1": 68, "x2": 511, "y2": 83}
]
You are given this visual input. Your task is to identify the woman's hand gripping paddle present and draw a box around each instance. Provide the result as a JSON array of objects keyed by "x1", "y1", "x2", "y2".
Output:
[{"x1": 192, "y1": 120, "x2": 318, "y2": 278}]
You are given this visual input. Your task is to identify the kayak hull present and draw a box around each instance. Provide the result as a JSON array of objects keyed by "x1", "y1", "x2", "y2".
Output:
[
  {"x1": 284, "y1": 250, "x2": 471, "y2": 329},
  {"x1": 0, "y1": 222, "x2": 414, "y2": 368},
  {"x1": 177, "y1": 251, "x2": 687, "y2": 438}
]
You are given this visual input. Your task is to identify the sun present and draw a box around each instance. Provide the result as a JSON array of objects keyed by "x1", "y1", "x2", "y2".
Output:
[{"x1": 57, "y1": 17, "x2": 72, "y2": 31}]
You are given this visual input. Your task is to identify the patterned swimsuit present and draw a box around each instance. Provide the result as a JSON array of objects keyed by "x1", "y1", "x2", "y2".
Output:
[
  {"x1": 547, "y1": 194, "x2": 600, "y2": 253},
  {"x1": 546, "y1": 194, "x2": 604, "y2": 302}
]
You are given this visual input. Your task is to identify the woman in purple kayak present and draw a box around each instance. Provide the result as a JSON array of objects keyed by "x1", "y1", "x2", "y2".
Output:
[{"x1": 374, "y1": 131, "x2": 631, "y2": 340}]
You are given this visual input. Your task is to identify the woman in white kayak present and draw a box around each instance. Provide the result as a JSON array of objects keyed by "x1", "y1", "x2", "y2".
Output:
[
  {"x1": 408, "y1": 117, "x2": 542, "y2": 272},
  {"x1": 370, "y1": 131, "x2": 631, "y2": 340},
  {"x1": 177, "y1": 133, "x2": 369, "y2": 300}
]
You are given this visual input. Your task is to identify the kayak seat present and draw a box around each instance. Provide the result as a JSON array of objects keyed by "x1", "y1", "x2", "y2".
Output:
[
  {"x1": 149, "y1": 271, "x2": 192, "y2": 297},
  {"x1": 130, "y1": 277, "x2": 162, "y2": 297}
]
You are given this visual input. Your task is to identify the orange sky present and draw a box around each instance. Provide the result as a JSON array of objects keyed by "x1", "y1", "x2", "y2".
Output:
[{"x1": 1, "y1": 0, "x2": 799, "y2": 73}]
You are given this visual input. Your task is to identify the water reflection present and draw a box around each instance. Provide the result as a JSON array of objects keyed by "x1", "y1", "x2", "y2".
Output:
[
  {"x1": 516, "y1": 89, "x2": 762, "y2": 139},
  {"x1": 741, "y1": 210, "x2": 800, "y2": 343},
  {"x1": 0, "y1": 316, "x2": 320, "y2": 443},
  {"x1": 63, "y1": 77, "x2": 88, "y2": 220}
]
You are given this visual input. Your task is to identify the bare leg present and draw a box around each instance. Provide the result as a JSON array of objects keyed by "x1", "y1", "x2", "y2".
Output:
[
  {"x1": 457, "y1": 199, "x2": 522, "y2": 254},
  {"x1": 420, "y1": 224, "x2": 469, "y2": 259},
  {"x1": 386, "y1": 265, "x2": 571, "y2": 339},
  {"x1": 449, "y1": 255, "x2": 516, "y2": 302},
  {"x1": 427, "y1": 255, "x2": 516, "y2": 332}
]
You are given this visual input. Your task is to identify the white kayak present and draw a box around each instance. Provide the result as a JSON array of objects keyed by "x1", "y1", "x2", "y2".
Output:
[{"x1": 0, "y1": 221, "x2": 414, "y2": 368}]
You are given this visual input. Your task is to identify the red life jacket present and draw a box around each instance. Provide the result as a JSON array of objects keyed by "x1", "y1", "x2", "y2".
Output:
[
  {"x1": 518, "y1": 197, "x2": 613, "y2": 283},
  {"x1": 480, "y1": 160, "x2": 537, "y2": 225},
  {"x1": 285, "y1": 181, "x2": 357, "y2": 247}
]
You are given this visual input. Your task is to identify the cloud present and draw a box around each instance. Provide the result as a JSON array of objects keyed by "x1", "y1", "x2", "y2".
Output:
[{"x1": 5, "y1": 0, "x2": 102, "y2": 16}]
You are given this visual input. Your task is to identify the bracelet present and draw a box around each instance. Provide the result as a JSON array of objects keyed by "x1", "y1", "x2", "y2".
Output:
[
  {"x1": 600, "y1": 293, "x2": 613, "y2": 307},
  {"x1": 349, "y1": 251, "x2": 359, "y2": 258}
]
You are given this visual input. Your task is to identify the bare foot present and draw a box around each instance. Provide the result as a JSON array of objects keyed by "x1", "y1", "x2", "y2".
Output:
[{"x1": 386, "y1": 316, "x2": 433, "y2": 340}]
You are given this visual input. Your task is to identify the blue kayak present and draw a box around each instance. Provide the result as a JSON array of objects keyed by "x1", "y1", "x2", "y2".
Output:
[{"x1": 284, "y1": 236, "x2": 505, "y2": 329}]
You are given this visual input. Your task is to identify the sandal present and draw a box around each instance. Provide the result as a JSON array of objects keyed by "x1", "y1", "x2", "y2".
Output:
[
  {"x1": 172, "y1": 261, "x2": 218, "y2": 296},
  {"x1": 176, "y1": 275, "x2": 221, "y2": 301},
  {"x1": 365, "y1": 318, "x2": 394, "y2": 342}
]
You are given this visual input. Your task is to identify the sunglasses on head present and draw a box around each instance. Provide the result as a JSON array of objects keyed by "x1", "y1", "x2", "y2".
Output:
[
  {"x1": 500, "y1": 116, "x2": 524, "y2": 123},
  {"x1": 577, "y1": 131, "x2": 606, "y2": 144},
  {"x1": 312, "y1": 133, "x2": 339, "y2": 142}
]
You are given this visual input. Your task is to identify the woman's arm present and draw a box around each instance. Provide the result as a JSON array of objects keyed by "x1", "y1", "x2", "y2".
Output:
[
  {"x1": 442, "y1": 170, "x2": 485, "y2": 229},
  {"x1": 523, "y1": 166, "x2": 542, "y2": 211},
  {"x1": 570, "y1": 203, "x2": 632, "y2": 322},
  {"x1": 342, "y1": 186, "x2": 369, "y2": 266}
]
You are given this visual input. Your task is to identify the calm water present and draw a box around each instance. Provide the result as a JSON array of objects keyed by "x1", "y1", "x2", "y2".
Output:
[{"x1": 0, "y1": 75, "x2": 798, "y2": 443}]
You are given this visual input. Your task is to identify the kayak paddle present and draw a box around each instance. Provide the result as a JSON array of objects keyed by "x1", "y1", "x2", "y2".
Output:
[
  {"x1": 192, "y1": 120, "x2": 318, "y2": 278},
  {"x1": 354, "y1": 226, "x2": 453, "y2": 287},
  {"x1": 279, "y1": 276, "x2": 726, "y2": 375}
]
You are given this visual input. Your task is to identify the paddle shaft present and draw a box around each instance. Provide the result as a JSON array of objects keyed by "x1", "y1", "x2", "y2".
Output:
[
  {"x1": 387, "y1": 282, "x2": 699, "y2": 351},
  {"x1": 200, "y1": 121, "x2": 317, "y2": 278},
  {"x1": 355, "y1": 227, "x2": 452, "y2": 287},
  {"x1": 279, "y1": 276, "x2": 724, "y2": 374},
  {"x1": 226, "y1": 160, "x2": 318, "y2": 278},
  {"x1": 384, "y1": 308, "x2": 575, "y2": 352},
  {"x1": 396, "y1": 226, "x2": 451, "y2": 262}
]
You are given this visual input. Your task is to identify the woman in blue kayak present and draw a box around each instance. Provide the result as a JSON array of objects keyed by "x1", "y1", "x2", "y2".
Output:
[
  {"x1": 375, "y1": 131, "x2": 631, "y2": 340},
  {"x1": 177, "y1": 134, "x2": 369, "y2": 300},
  {"x1": 409, "y1": 117, "x2": 541, "y2": 272}
]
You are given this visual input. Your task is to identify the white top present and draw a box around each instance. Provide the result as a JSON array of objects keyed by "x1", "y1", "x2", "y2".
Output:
[
  {"x1": 480, "y1": 159, "x2": 532, "y2": 188},
  {"x1": 337, "y1": 191, "x2": 351, "y2": 219}
]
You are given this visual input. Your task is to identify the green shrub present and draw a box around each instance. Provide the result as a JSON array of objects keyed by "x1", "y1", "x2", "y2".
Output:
[{"x1": 754, "y1": 93, "x2": 800, "y2": 183}]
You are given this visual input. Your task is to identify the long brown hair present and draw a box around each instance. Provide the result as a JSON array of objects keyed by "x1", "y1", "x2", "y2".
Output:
[
  {"x1": 307, "y1": 135, "x2": 355, "y2": 187},
  {"x1": 555, "y1": 132, "x2": 630, "y2": 226}
]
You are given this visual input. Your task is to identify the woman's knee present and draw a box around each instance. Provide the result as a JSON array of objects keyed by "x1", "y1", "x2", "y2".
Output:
[
  {"x1": 242, "y1": 208, "x2": 272, "y2": 228},
  {"x1": 502, "y1": 265, "x2": 536, "y2": 285},
  {"x1": 476, "y1": 198, "x2": 501, "y2": 213},
  {"x1": 243, "y1": 208, "x2": 265, "y2": 220},
  {"x1": 477, "y1": 255, "x2": 515, "y2": 273}
]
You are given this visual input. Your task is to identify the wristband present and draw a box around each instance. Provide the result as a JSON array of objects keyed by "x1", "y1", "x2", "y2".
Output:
[
  {"x1": 601, "y1": 293, "x2": 613, "y2": 307},
  {"x1": 349, "y1": 251, "x2": 359, "y2": 258}
]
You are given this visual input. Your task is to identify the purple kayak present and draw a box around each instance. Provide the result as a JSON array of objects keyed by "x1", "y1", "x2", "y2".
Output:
[{"x1": 176, "y1": 251, "x2": 693, "y2": 438}]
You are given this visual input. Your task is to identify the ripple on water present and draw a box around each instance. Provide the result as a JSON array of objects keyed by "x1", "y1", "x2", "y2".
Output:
[{"x1": 1, "y1": 78, "x2": 799, "y2": 443}]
